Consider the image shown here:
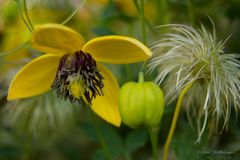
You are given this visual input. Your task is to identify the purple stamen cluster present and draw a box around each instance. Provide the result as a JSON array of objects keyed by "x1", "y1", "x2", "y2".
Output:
[{"x1": 51, "y1": 51, "x2": 104, "y2": 105}]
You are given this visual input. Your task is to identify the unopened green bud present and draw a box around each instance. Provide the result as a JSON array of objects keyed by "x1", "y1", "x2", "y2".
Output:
[{"x1": 119, "y1": 73, "x2": 164, "y2": 128}]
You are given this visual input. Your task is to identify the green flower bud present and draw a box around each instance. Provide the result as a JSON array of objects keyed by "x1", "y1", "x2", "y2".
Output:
[{"x1": 119, "y1": 73, "x2": 164, "y2": 128}]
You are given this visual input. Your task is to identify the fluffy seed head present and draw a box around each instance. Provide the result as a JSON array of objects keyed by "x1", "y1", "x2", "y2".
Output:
[{"x1": 148, "y1": 24, "x2": 240, "y2": 141}]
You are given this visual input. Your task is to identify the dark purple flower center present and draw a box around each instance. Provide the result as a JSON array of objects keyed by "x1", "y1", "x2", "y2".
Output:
[{"x1": 51, "y1": 51, "x2": 104, "y2": 105}]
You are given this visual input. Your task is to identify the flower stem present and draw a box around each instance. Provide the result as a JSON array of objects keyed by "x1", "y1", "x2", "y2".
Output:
[
  {"x1": 61, "y1": 0, "x2": 86, "y2": 25},
  {"x1": 140, "y1": 61, "x2": 147, "y2": 73},
  {"x1": 155, "y1": 0, "x2": 169, "y2": 33},
  {"x1": 148, "y1": 127, "x2": 158, "y2": 160},
  {"x1": 187, "y1": 0, "x2": 195, "y2": 26},
  {"x1": 163, "y1": 82, "x2": 194, "y2": 160},
  {"x1": 133, "y1": 0, "x2": 140, "y2": 11},
  {"x1": 138, "y1": 0, "x2": 148, "y2": 73},
  {"x1": 139, "y1": 0, "x2": 147, "y2": 45},
  {"x1": 138, "y1": 72, "x2": 144, "y2": 83},
  {"x1": 90, "y1": 113, "x2": 112, "y2": 160},
  {"x1": 15, "y1": 0, "x2": 32, "y2": 32},
  {"x1": 23, "y1": 0, "x2": 34, "y2": 31},
  {"x1": 156, "y1": 0, "x2": 169, "y2": 24},
  {"x1": 0, "y1": 41, "x2": 30, "y2": 57}
]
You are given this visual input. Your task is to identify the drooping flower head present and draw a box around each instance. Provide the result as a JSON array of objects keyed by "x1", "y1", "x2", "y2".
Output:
[
  {"x1": 51, "y1": 51, "x2": 104, "y2": 105},
  {"x1": 7, "y1": 23, "x2": 152, "y2": 126},
  {"x1": 148, "y1": 24, "x2": 240, "y2": 139}
]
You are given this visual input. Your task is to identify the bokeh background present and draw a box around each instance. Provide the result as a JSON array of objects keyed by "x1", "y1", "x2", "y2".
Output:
[{"x1": 0, "y1": 0, "x2": 240, "y2": 159}]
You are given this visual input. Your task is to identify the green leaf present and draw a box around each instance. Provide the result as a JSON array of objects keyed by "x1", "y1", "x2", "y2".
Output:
[
  {"x1": 91, "y1": 149, "x2": 106, "y2": 160},
  {"x1": 0, "y1": 145, "x2": 22, "y2": 159},
  {"x1": 80, "y1": 122, "x2": 98, "y2": 142},
  {"x1": 100, "y1": 123, "x2": 124, "y2": 157},
  {"x1": 125, "y1": 129, "x2": 148, "y2": 154},
  {"x1": 172, "y1": 120, "x2": 208, "y2": 160},
  {"x1": 80, "y1": 117, "x2": 124, "y2": 159}
]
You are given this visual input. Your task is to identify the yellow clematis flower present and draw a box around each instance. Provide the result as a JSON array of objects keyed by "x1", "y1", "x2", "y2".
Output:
[{"x1": 7, "y1": 23, "x2": 152, "y2": 126}]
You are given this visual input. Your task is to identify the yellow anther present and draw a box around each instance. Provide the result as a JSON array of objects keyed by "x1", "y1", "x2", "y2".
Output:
[{"x1": 68, "y1": 79, "x2": 84, "y2": 99}]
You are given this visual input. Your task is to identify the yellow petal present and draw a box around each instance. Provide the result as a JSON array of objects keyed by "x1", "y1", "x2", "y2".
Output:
[
  {"x1": 91, "y1": 64, "x2": 121, "y2": 126},
  {"x1": 82, "y1": 36, "x2": 152, "y2": 64},
  {"x1": 31, "y1": 23, "x2": 85, "y2": 55},
  {"x1": 8, "y1": 54, "x2": 61, "y2": 100}
]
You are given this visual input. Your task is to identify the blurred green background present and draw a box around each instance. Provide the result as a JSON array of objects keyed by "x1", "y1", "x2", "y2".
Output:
[{"x1": 0, "y1": 0, "x2": 240, "y2": 159}]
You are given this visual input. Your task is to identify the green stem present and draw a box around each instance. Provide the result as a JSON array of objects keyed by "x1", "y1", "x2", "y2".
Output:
[
  {"x1": 187, "y1": 0, "x2": 195, "y2": 26},
  {"x1": 0, "y1": 41, "x2": 30, "y2": 57},
  {"x1": 155, "y1": 0, "x2": 169, "y2": 33},
  {"x1": 138, "y1": 0, "x2": 148, "y2": 74},
  {"x1": 91, "y1": 114, "x2": 112, "y2": 160},
  {"x1": 124, "y1": 64, "x2": 133, "y2": 81},
  {"x1": 133, "y1": 0, "x2": 140, "y2": 12},
  {"x1": 61, "y1": 0, "x2": 86, "y2": 25},
  {"x1": 139, "y1": 0, "x2": 147, "y2": 45},
  {"x1": 157, "y1": 0, "x2": 169, "y2": 25},
  {"x1": 16, "y1": 0, "x2": 32, "y2": 32},
  {"x1": 148, "y1": 127, "x2": 158, "y2": 160},
  {"x1": 163, "y1": 82, "x2": 194, "y2": 160},
  {"x1": 133, "y1": 0, "x2": 158, "y2": 37},
  {"x1": 140, "y1": 61, "x2": 147, "y2": 73},
  {"x1": 138, "y1": 72, "x2": 144, "y2": 83},
  {"x1": 23, "y1": 0, "x2": 34, "y2": 31}
]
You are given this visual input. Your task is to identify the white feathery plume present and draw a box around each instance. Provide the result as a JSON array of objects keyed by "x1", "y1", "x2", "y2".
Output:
[{"x1": 148, "y1": 24, "x2": 240, "y2": 141}]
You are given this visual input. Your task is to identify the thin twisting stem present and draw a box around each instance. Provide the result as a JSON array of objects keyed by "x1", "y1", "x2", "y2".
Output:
[
  {"x1": 16, "y1": 0, "x2": 32, "y2": 32},
  {"x1": 0, "y1": 41, "x2": 30, "y2": 57},
  {"x1": 148, "y1": 128, "x2": 158, "y2": 160},
  {"x1": 163, "y1": 82, "x2": 194, "y2": 160},
  {"x1": 23, "y1": 0, "x2": 34, "y2": 31},
  {"x1": 61, "y1": 0, "x2": 86, "y2": 25},
  {"x1": 133, "y1": 0, "x2": 140, "y2": 11}
]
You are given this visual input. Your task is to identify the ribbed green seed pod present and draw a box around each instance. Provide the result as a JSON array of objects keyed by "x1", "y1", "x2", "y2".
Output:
[{"x1": 119, "y1": 73, "x2": 164, "y2": 128}]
